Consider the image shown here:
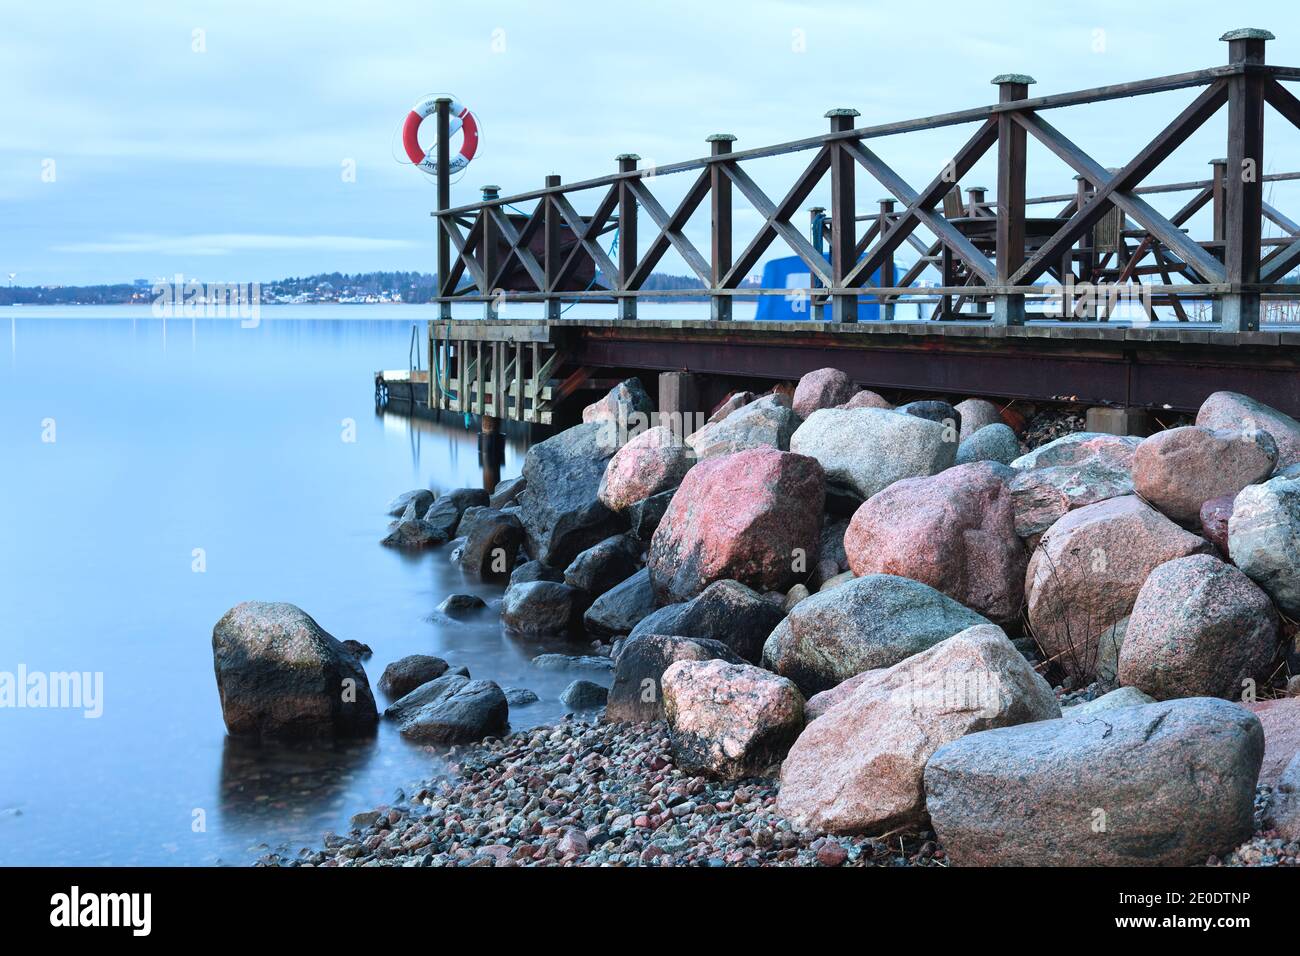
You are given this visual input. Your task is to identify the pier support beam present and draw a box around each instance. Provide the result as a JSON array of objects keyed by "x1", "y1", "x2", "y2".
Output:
[
  {"x1": 1219, "y1": 28, "x2": 1271, "y2": 333},
  {"x1": 658, "y1": 371, "x2": 700, "y2": 437},
  {"x1": 1086, "y1": 406, "x2": 1153, "y2": 438},
  {"x1": 479, "y1": 414, "x2": 504, "y2": 492},
  {"x1": 993, "y1": 74, "x2": 1034, "y2": 327}
]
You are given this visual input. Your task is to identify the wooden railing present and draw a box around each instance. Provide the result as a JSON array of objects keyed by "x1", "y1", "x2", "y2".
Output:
[{"x1": 430, "y1": 28, "x2": 1300, "y2": 333}]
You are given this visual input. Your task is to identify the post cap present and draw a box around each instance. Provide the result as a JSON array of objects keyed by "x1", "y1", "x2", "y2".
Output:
[
  {"x1": 991, "y1": 74, "x2": 1036, "y2": 85},
  {"x1": 1209, "y1": 157, "x2": 1228, "y2": 165},
  {"x1": 615, "y1": 153, "x2": 641, "y2": 162},
  {"x1": 877, "y1": 197, "x2": 896, "y2": 204},
  {"x1": 1220, "y1": 28, "x2": 1274, "y2": 41},
  {"x1": 480, "y1": 184, "x2": 500, "y2": 191},
  {"x1": 706, "y1": 133, "x2": 738, "y2": 142},
  {"x1": 824, "y1": 108, "x2": 861, "y2": 118},
  {"x1": 966, "y1": 186, "x2": 989, "y2": 192},
  {"x1": 808, "y1": 206, "x2": 826, "y2": 213}
]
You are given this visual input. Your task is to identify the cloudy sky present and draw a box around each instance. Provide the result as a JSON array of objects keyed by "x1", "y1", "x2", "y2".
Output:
[{"x1": 3, "y1": 1, "x2": 1296, "y2": 286}]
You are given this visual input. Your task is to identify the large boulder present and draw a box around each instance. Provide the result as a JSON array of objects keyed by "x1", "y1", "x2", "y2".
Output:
[
  {"x1": 844, "y1": 463, "x2": 1026, "y2": 622},
  {"x1": 762, "y1": 574, "x2": 991, "y2": 695},
  {"x1": 1197, "y1": 390, "x2": 1300, "y2": 469},
  {"x1": 606, "y1": 634, "x2": 745, "y2": 722},
  {"x1": 212, "y1": 602, "x2": 379, "y2": 738},
  {"x1": 1064, "y1": 685, "x2": 1155, "y2": 716},
  {"x1": 955, "y1": 422, "x2": 1020, "y2": 467},
  {"x1": 955, "y1": 398, "x2": 1004, "y2": 443},
  {"x1": 1119, "y1": 554, "x2": 1279, "y2": 701},
  {"x1": 1025, "y1": 495, "x2": 1213, "y2": 681},
  {"x1": 563, "y1": 534, "x2": 642, "y2": 598},
  {"x1": 381, "y1": 502, "x2": 449, "y2": 549},
  {"x1": 1229, "y1": 473, "x2": 1300, "y2": 617},
  {"x1": 582, "y1": 377, "x2": 653, "y2": 426},
  {"x1": 924, "y1": 698, "x2": 1264, "y2": 865},
  {"x1": 518, "y1": 422, "x2": 626, "y2": 568},
  {"x1": 1008, "y1": 459, "x2": 1135, "y2": 540},
  {"x1": 1266, "y1": 753, "x2": 1300, "y2": 841},
  {"x1": 627, "y1": 579, "x2": 785, "y2": 663},
  {"x1": 1011, "y1": 432, "x2": 1140, "y2": 471},
  {"x1": 792, "y1": 368, "x2": 856, "y2": 419},
  {"x1": 837, "y1": 389, "x2": 892, "y2": 411},
  {"x1": 488, "y1": 475, "x2": 526, "y2": 510},
  {"x1": 508, "y1": 560, "x2": 564, "y2": 587},
  {"x1": 790, "y1": 407, "x2": 956, "y2": 500},
  {"x1": 1246, "y1": 697, "x2": 1300, "y2": 787},
  {"x1": 386, "y1": 674, "x2": 509, "y2": 745},
  {"x1": 386, "y1": 489, "x2": 433, "y2": 517},
  {"x1": 1132, "y1": 425, "x2": 1277, "y2": 522},
  {"x1": 597, "y1": 425, "x2": 693, "y2": 512},
  {"x1": 583, "y1": 567, "x2": 656, "y2": 639},
  {"x1": 707, "y1": 390, "x2": 758, "y2": 424},
  {"x1": 627, "y1": 488, "x2": 675, "y2": 541},
  {"x1": 378, "y1": 654, "x2": 449, "y2": 699},
  {"x1": 425, "y1": 488, "x2": 491, "y2": 539},
  {"x1": 500, "y1": 581, "x2": 586, "y2": 636},
  {"x1": 457, "y1": 510, "x2": 524, "y2": 579},
  {"x1": 663, "y1": 660, "x2": 805, "y2": 780},
  {"x1": 685, "y1": 395, "x2": 799, "y2": 461},
  {"x1": 648, "y1": 447, "x2": 824, "y2": 604},
  {"x1": 777, "y1": 625, "x2": 1058, "y2": 834}
]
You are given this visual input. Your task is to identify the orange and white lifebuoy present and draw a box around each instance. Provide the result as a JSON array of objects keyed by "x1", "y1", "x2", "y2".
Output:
[{"x1": 402, "y1": 96, "x2": 479, "y2": 174}]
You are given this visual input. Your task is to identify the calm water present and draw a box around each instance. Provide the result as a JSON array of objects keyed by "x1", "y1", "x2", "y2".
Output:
[{"x1": 0, "y1": 303, "x2": 722, "y2": 866}]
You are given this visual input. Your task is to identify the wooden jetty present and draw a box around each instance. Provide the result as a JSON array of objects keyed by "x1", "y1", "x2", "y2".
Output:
[{"x1": 376, "y1": 29, "x2": 1300, "y2": 427}]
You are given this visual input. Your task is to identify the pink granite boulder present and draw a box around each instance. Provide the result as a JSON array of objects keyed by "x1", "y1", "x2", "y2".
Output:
[
  {"x1": 648, "y1": 447, "x2": 825, "y2": 604},
  {"x1": 1118, "y1": 554, "x2": 1280, "y2": 701},
  {"x1": 836, "y1": 389, "x2": 893, "y2": 411},
  {"x1": 1133, "y1": 425, "x2": 1277, "y2": 522},
  {"x1": 776, "y1": 624, "x2": 1058, "y2": 835},
  {"x1": 662, "y1": 659, "x2": 805, "y2": 779},
  {"x1": 597, "y1": 425, "x2": 693, "y2": 512},
  {"x1": 1200, "y1": 493, "x2": 1236, "y2": 556},
  {"x1": 792, "y1": 368, "x2": 856, "y2": 419},
  {"x1": 1197, "y1": 390, "x2": 1300, "y2": 469},
  {"x1": 1025, "y1": 495, "x2": 1213, "y2": 681},
  {"x1": 844, "y1": 462, "x2": 1026, "y2": 622},
  {"x1": 1247, "y1": 697, "x2": 1300, "y2": 788}
]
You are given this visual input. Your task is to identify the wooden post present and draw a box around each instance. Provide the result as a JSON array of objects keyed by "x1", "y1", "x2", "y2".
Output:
[
  {"x1": 809, "y1": 206, "x2": 826, "y2": 322},
  {"x1": 616, "y1": 153, "x2": 639, "y2": 320},
  {"x1": 543, "y1": 174, "x2": 562, "y2": 321},
  {"x1": 965, "y1": 188, "x2": 989, "y2": 314},
  {"x1": 435, "y1": 97, "x2": 452, "y2": 320},
  {"x1": 480, "y1": 185, "x2": 500, "y2": 320},
  {"x1": 1220, "y1": 28, "x2": 1270, "y2": 332},
  {"x1": 827, "y1": 108, "x2": 860, "y2": 324},
  {"x1": 1210, "y1": 158, "x2": 1227, "y2": 325},
  {"x1": 993, "y1": 74, "x2": 1034, "y2": 326},
  {"x1": 708, "y1": 134, "x2": 736, "y2": 321},
  {"x1": 878, "y1": 199, "x2": 896, "y2": 320}
]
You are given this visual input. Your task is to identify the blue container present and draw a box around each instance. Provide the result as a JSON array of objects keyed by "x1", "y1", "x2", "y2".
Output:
[{"x1": 753, "y1": 254, "x2": 888, "y2": 321}]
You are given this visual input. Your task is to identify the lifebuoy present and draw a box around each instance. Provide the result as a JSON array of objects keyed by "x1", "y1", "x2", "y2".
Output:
[{"x1": 403, "y1": 96, "x2": 479, "y2": 174}]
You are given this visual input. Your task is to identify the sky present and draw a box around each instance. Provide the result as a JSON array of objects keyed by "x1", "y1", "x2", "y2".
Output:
[{"x1": 3, "y1": 0, "x2": 1297, "y2": 286}]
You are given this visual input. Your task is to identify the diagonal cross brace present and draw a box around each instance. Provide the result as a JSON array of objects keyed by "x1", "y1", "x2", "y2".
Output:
[
  {"x1": 625, "y1": 171, "x2": 713, "y2": 287},
  {"x1": 720, "y1": 146, "x2": 833, "y2": 288},
  {"x1": 1010, "y1": 80, "x2": 1229, "y2": 285},
  {"x1": 844, "y1": 118, "x2": 999, "y2": 288},
  {"x1": 840, "y1": 139, "x2": 997, "y2": 285}
]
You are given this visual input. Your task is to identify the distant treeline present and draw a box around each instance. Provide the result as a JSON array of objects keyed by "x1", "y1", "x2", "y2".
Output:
[{"x1": 0, "y1": 270, "x2": 762, "y2": 305}]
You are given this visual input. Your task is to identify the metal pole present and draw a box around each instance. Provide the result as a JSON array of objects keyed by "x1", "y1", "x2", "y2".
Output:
[{"x1": 435, "y1": 97, "x2": 452, "y2": 321}]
